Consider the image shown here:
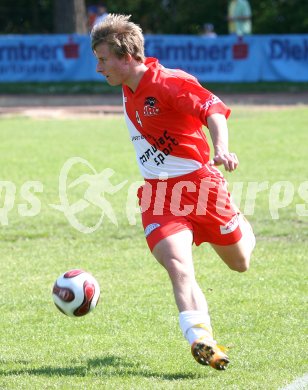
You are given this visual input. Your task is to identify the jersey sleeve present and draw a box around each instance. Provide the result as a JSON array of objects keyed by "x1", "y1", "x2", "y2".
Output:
[{"x1": 161, "y1": 75, "x2": 231, "y2": 127}]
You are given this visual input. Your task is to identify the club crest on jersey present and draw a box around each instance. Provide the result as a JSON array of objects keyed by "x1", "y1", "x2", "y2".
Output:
[{"x1": 144, "y1": 97, "x2": 160, "y2": 116}]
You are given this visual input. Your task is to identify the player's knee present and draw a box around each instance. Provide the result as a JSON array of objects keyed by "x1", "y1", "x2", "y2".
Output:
[
  {"x1": 228, "y1": 254, "x2": 250, "y2": 273},
  {"x1": 234, "y1": 262, "x2": 249, "y2": 273},
  {"x1": 163, "y1": 258, "x2": 192, "y2": 283}
]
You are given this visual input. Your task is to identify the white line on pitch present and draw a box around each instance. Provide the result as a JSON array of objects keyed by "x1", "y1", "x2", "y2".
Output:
[{"x1": 280, "y1": 373, "x2": 308, "y2": 390}]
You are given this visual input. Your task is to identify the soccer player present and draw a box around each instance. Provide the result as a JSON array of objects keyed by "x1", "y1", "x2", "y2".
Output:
[{"x1": 91, "y1": 14, "x2": 256, "y2": 370}]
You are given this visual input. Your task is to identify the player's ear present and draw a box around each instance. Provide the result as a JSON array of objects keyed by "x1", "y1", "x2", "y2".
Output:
[{"x1": 124, "y1": 53, "x2": 133, "y2": 64}]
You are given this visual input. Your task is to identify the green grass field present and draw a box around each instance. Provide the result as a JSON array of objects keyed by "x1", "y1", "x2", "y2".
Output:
[{"x1": 0, "y1": 106, "x2": 307, "y2": 389}]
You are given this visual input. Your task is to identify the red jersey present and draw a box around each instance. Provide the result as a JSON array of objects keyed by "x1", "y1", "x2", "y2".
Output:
[{"x1": 123, "y1": 57, "x2": 231, "y2": 179}]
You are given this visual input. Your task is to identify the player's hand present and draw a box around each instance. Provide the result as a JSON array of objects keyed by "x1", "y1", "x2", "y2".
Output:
[{"x1": 209, "y1": 151, "x2": 239, "y2": 172}]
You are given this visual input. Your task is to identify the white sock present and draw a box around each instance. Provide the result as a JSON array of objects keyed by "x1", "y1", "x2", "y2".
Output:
[
  {"x1": 186, "y1": 325, "x2": 214, "y2": 345},
  {"x1": 179, "y1": 310, "x2": 214, "y2": 345}
]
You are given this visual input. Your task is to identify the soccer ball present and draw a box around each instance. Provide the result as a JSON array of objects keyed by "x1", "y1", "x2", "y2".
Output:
[{"x1": 52, "y1": 269, "x2": 100, "y2": 317}]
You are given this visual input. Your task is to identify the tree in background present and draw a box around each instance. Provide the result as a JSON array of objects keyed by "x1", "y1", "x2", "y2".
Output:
[
  {"x1": 0, "y1": 0, "x2": 307, "y2": 34},
  {"x1": 91, "y1": 0, "x2": 308, "y2": 35},
  {"x1": 54, "y1": 0, "x2": 87, "y2": 34},
  {"x1": 252, "y1": 0, "x2": 308, "y2": 34},
  {"x1": 0, "y1": 0, "x2": 53, "y2": 34},
  {"x1": 102, "y1": 0, "x2": 222, "y2": 34}
]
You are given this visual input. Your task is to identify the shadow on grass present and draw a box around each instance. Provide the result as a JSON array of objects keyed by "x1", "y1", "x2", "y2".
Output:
[{"x1": 0, "y1": 354, "x2": 204, "y2": 381}]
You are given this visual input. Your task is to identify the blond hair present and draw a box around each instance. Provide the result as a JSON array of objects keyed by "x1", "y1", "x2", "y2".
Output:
[{"x1": 91, "y1": 14, "x2": 145, "y2": 62}]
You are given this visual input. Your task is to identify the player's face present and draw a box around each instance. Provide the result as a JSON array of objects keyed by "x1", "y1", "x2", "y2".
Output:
[{"x1": 94, "y1": 43, "x2": 129, "y2": 86}]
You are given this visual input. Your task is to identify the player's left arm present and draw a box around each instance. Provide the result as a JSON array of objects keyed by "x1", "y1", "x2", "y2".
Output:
[{"x1": 207, "y1": 113, "x2": 239, "y2": 172}]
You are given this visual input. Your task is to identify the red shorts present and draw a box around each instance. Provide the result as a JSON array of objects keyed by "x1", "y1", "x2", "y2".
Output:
[{"x1": 137, "y1": 165, "x2": 242, "y2": 251}]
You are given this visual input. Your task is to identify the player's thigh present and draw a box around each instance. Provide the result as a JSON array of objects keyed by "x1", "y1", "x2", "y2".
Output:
[
  {"x1": 211, "y1": 236, "x2": 250, "y2": 272},
  {"x1": 152, "y1": 229, "x2": 194, "y2": 271}
]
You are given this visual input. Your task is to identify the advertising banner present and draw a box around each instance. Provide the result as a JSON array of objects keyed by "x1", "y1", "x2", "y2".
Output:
[
  {"x1": 0, "y1": 34, "x2": 100, "y2": 82},
  {"x1": 145, "y1": 35, "x2": 262, "y2": 82},
  {"x1": 0, "y1": 34, "x2": 307, "y2": 83},
  {"x1": 259, "y1": 35, "x2": 308, "y2": 82}
]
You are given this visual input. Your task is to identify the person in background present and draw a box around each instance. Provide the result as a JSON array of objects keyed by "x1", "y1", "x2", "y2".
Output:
[
  {"x1": 93, "y1": 2, "x2": 108, "y2": 27},
  {"x1": 87, "y1": 5, "x2": 98, "y2": 31},
  {"x1": 201, "y1": 23, "x2": 217, "y2": 38},
  {"x1": 228, "y1": 0, "x2": 252, "y2": 35}
]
